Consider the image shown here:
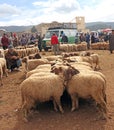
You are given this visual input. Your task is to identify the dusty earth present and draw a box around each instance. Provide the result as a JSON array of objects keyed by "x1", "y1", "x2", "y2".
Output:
[{"x1": 0, "y1": 50, "x2": 114, "y2": 130}]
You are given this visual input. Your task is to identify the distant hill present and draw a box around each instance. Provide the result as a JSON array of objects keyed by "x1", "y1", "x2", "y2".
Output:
[
  {"x1": 0, "y1": 25, "x2": 32, "y2": 32},
  {"x1": 86, "y1": 22, "x2": 114, "y2": 31},
  {"x1": 0, "y1": 22, "x2": 114, "y2": 32}
]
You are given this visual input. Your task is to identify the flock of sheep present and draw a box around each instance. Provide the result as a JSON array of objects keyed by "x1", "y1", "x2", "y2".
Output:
[{"x1": 0, "y1": 42, "x2": 108, "y2": 122}]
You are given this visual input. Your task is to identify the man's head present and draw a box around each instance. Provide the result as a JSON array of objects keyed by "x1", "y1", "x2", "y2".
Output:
[
  {"x1": 112, "y1": 29, "x2": 114, "y2": 34},
  {"x1": 8, "y1": 45, "x2": 14, "y2": 49},
  {"x1": 8, "y1": 45, "x2": 14, "y2": 52}
]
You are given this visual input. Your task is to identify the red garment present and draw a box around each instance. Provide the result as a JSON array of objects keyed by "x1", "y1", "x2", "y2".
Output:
[
  {"x1": 51, "y1": 34, "x2": 59, "y2": 45},
  {"x1": 1, "y1": 36, "x2": 9, "y2": 47}
]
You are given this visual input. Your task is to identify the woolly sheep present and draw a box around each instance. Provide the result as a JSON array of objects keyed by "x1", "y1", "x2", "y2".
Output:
[
  {"x1": 0, "y1": 58, "x2": 8, "y2": 86},
  {"x1": 22, "y1": 57, "x2": 50, "y2": 71},
  {"x1": 0, "y1": 58, "x2": 8, "y2": 77},
  {"x1": 0, "y1": 63, "x2": 3, "y2": 86},
  {"x1": 20, "y1": 73, "x2": 65, "y2": 120},
  {"x1": 26, "y1": 64, "x2": 51, "y2": 78},
  {"x1": 0, "y1": 48, "x2": 5, "y2": 58},
  {"x1": 26, "y1": 68, "x2": 51, "y2": 78},
  {"x1": 52, "y1": 65, "x2": 107, "y2": 120},
  {"x1": 44, "y1": 55, "x2": 62, "y2": 61}
]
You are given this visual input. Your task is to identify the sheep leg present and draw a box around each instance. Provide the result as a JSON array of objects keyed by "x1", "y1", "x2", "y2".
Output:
[
  {"x1": 22, "y1": 98, "x2": 34, "y2": 121},
  {"x1": 3, "y1": 66, "x2": 8, "y2": 77},
  {"x1": 52, "y1": 99, "x2": 58, "y2": 112},
  {"x1": 0, "y1": 78, "x2": 3, "y2": 86},
  {"x1": 93, "y1": 93, "x2": 107, "y2": 120},
  {"x1": 54, "y1": 97, "x2": 64, "y2": 113},
  {"x1": 71, "y1": 94, "x2": 79, "y2": 112},
  {"x1": 0, "y1": 72, "x2": 3, "y2": 86}
]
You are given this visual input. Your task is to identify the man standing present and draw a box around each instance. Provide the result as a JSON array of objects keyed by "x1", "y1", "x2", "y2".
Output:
[
  {"x1": 1, "y1": 33, "x2": 9, "y2": 50},
  {"x1": 109, "y1": 29, "x2": 114, "y2": 54},
  {"x1": 61, "y1": 34, "x2": 68, "y2": 44},
  {"x1": 85, "y1": 32, "x2": 90, "y2": 49},
  {"x1": 51, "y1": 33, "x2": 59, "y2": 55},
  {"x1": 38, "y1": 34, "x2": 42, "y2": 52}
]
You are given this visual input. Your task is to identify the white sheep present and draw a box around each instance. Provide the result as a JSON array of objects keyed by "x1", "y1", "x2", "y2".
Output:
[
  {"x1": 26, "y1": 64, "x2": 51, "y2": 78},
  {"x1": 0, "y1": 57, "x2": 8, "y2": 86},
  {"x1": 0, "y1": 63, "x2": 3, "y2": 86},
  {"x1": 0, "y1": 48, "x2": 5, "y2": 58},
  {"x1": 44, "y1": 55, "x2": 62, "y2": 61},
  {"x1": 68, "y1": 72, "x2": 106, "y2": 119},
  {"x1": 52, "y1": 65, "x2": 107, "y2": 120},
  {"x1": 0, "y1": 58, "x2": 8, "y2": 77},
  {"x1": 20, "y1": 73, "x2": 65, "y2": 121},
  {"x1": 22, "y1": 57, "x2": 50, "y2": 71},
  {"x1": 26, "y1": 68, "x2": 51, "y2": 78}
]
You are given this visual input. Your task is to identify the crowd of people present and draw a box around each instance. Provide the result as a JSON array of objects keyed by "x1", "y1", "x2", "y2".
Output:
[
  {"x1": 0, "y1": 32, "x2": 43, "y2": 51},
  {"x1": 0, "y1": 30, "x2": 113, "y2": 73},
  {"x1": 0, "y1": 32, "x2": 43, "y2": 72},
  {"x1": 75, "y1": 31, "x2": 111, "y2": 49}
]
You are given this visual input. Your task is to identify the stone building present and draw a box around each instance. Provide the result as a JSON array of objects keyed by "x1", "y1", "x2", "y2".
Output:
[
  {"x1": 36, "y1": 21, "x2": 63, "y2": 37},
  {"x1": 35, "y1": 17, "x2": 89, "y2": 37}
]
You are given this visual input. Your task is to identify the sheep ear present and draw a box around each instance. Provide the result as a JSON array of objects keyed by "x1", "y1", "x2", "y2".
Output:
[
  {"x1": 50, "y1": 67, "x2": 59, "y2": 75},
  {"x1": 65, "y1": 62, "x2": 71, "y2": 66},
  {"x1": 58, "y1": 67, "x2": 63, "y2": 73},
  {"x1": 73, "y1": 68, "x2": 80, "y2": 75},
  {"x1": 22, "y1": 57, "x2": 28, "y2": 63},
  {"x1": 51, "y1": 62, "x2": 56, "y2": 66},
  {"x1": 50, "y1": 66, "x2": 55, "y2": 73},
  {"x1": 70, "y1": 67, "x2": 80, "y2": 76}
]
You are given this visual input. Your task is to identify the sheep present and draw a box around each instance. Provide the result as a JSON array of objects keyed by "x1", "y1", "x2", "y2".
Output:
[
  {"x1": 36, "y1": 64, "x2": 51, "y2": 69},
  {"x1": 69, "y1": 62, "x2": 93, "y2": 72},
  {"x1": 28, "y1": 53, "x2": 41, "y2": 59},
  {"x1": 65, "y1": 54, "x2": 100, "y2": 70},
  {"x1": 20, "y1": 73, "x2": 65, "y2": 121},
  {"x1": 90, "y1": 53, "x2": 101, "y2": 70},
  {"x1": 26, "y1": 64, "x2": 51, "y2": 78},
  {"x1": 0, "y1": 58, "x2": 8, "y2": 86},
  {"x1": 0, "y1": 63, "x2": 3, "y2": 86},
  {"x1": 0, "y1": 58, "x2": 8, "y2": 77},
  {"x1": 52, "y1": 65, "x2": 107, "y2": 120},
  {"x1": 0, "y1": 48, "x2": 5, "y2": 58},
  {"x1": 44, "y1": 55, "x2": 62, "y2": 61},
  {"x1": 26, "y1": 68, "x2": 51, "y2": 78},
  {"x1": 22, "y1": 57, "x2": 50, "y2": 71}
]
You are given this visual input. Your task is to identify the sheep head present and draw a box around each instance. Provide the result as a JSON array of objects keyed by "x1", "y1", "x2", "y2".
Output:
[{"x1": 51, "y1": 64, "x2": 79, "y2": 80}]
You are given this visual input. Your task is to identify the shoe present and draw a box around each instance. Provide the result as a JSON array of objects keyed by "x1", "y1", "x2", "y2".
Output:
[
  {"x1": 16, "y1": 68, "x2": 21, "y2": 72},
  {"x1": 8, "y1": 69, "x2": 11, "y2": 73}
]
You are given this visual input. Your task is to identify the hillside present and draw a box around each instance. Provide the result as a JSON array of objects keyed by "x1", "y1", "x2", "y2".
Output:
[
  {"x1": 0, "y1": 25, "x2": 32, "y2": 32},
  {"x1": 0, "y1": 22, "x2": 114, "y2": 32},
  {"x1": 86, "y1": 22, "x2": 114, "y2": 31}
]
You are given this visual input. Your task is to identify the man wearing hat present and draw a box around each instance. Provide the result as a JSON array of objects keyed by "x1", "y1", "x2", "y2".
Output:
[
  {"x1": 109, "y1": 29, "x2": 114, "y2": 53},
  {"x1": 5, "y1": 45, "x2": 21, "y2": 72}
]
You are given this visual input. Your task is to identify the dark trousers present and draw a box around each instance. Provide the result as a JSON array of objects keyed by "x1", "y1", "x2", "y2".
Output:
[
  {"x1": 38, "y1": 45, "x2": 42, "y2": 52},
  {"x1": 3, "y1": 46, "x2": 8, "y2": 50},
  {"x1": 10, "y1": 64, "x2": 18, "y2": 71}
]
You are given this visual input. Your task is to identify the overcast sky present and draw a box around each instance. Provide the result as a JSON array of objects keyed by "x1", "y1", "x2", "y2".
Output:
[{"x1": 0, "y1": 0, "x2": 114, "y2": 26}]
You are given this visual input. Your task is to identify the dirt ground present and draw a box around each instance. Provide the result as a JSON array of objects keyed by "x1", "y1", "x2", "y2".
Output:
[{"x1": 0, "y1": 50, "x2": 114, "y2": 130}]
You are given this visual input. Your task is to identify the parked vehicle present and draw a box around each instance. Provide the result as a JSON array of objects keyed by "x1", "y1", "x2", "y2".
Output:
[{"x1": 42, "y1": 27, "x2": 78, "y2": 51}]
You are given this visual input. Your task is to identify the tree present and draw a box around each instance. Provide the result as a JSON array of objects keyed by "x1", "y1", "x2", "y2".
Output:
[{"x1": 31, "y1": 26, "x2": 37, "y2": 33}]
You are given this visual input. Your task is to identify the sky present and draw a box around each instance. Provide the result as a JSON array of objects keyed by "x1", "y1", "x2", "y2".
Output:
[{"x1": 0, "y1": 0, "x2": 114, "y2": 26}]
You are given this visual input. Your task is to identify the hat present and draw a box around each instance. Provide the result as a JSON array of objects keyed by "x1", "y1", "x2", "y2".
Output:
[{"x1": 8, "y1": 45, "x2": 14, "y2": 49}]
